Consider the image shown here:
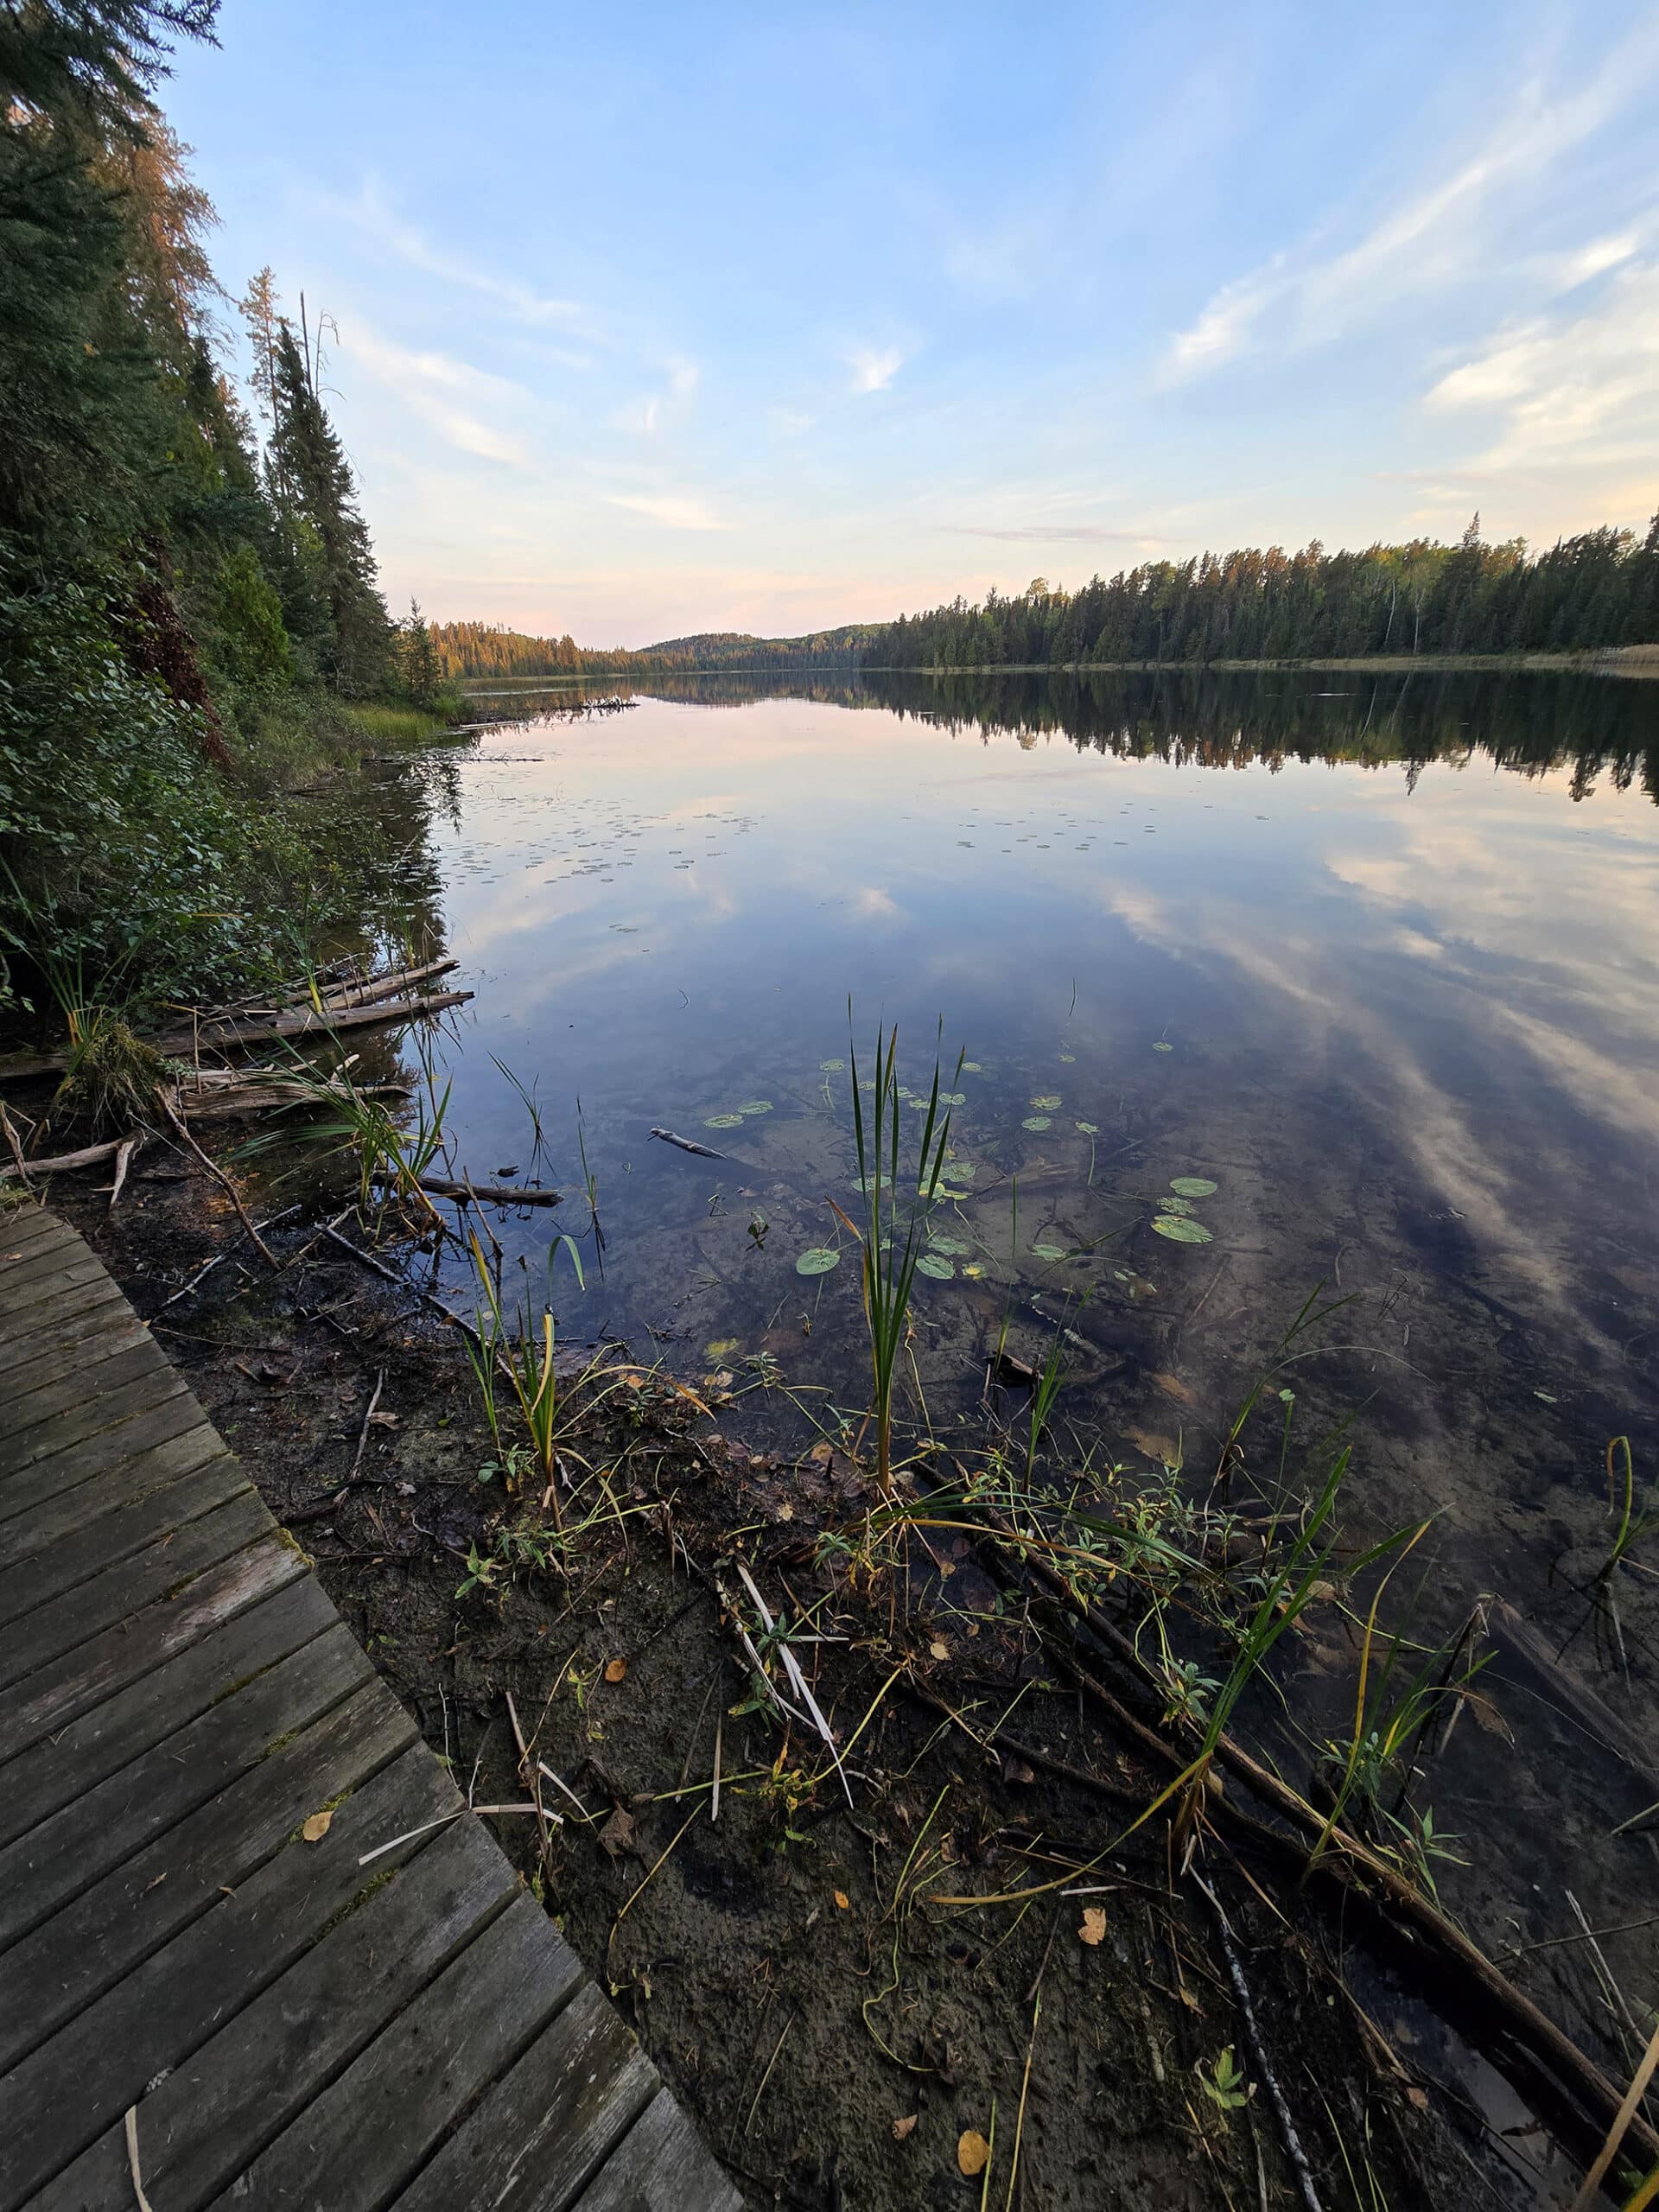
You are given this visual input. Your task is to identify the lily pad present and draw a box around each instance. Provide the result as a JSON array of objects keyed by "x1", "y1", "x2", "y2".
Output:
[
  {"x1": 1059, "y1": 1052, "x2": 1077, "y2": 1063},
  {"x1": 1030, "y1": 1094, "x2": 1063, "y2": 1109},
  {"x1": 928, "y1": 1235, "x2": 968, "y2": 1255},
  {"x1": 1170, "y1": 1176, "x2": 1217, "y2": 1198},
  {"x1": 1157, "y1": 1196, "x2": 1194, "y2": 1217},
  {"x1": 820, "y1": 1058, "x2": 846, "y2": 1071},
  {"x1": 704, "y1": 1113, "x2": 744, "y2": 1128},
  {"x1": 963, "y1": 1262, "x2": 986, "y2": 1279},
  {"x1": 1152, "y1": 1041, "x2": 1174, "y2": 1053},
  {"x1": 1076, "y1": 1120, "x2": 1099, "y2": 1135},
  {"x1": 705, "y1": 1338, "x2": 739, "y2": 1357},
  {"x1": 962, "y1": 1060, "x2": 983, "y2": 1073},
  {"x1": 1021, "y1": 1116, "x2": 1052, "y2": 1132},
  {"x1": 795, "y1": 1247, "x2": 841, "y2": 1275},
  {"x1": 738, "y1": 1099, "x2": 773, "y2": 1115},
  {"x1": 940, "y1": 1091, "x2": 967, "y2": 1106},
  {"x1": 1031, "y1": 1242, "x2": 1068, "y2": 1262},
  {"x1": 933, "y1": 1186, "x2": 973, "y2": 1202},
  {"x1": 915, "y1": 1252, "x2": 955, "y2": 1281},
  {"x1": 1151, "y1": 1216, "x2": 1213, "y2": 1243}
]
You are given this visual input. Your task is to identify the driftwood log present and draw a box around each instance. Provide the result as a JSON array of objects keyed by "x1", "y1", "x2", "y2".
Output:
[
  {"x1": 0, "y1": 988, "x2": 472, "y2": 1083},
  {"x1": 370, "y1": 1173, "x2": 563, "y2": 1207}
]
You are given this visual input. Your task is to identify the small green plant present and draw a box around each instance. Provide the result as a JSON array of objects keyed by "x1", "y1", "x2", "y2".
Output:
[
  {"x1": 1592, "y1": 1435, "x2": 1655, "y2": 1675},
  {"x1": 828, "y1": 1010, "x2": 961, "y2": 1497},
  {"x1": 1195, "y1": 2046, "x2": 1251, "y2": 2119},
  {"x1": 467, "y1": 1232, "x2": 587, "y2": 1526}
]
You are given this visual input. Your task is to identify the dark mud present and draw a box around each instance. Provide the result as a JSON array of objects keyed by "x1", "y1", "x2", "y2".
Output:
[{"x1": 29, "y1": 1160, "x2": 1605, "y2": 2212}]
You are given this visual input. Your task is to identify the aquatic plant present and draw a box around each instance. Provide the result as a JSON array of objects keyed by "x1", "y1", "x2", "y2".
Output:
[{"x1": 828, "y1": 1012, "x2": 961, "y2": 1497}]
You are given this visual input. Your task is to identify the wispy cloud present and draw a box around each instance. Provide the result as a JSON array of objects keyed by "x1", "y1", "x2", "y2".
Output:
[
  {"x1": 944, "y1": 523, "x2": 1160, "y2": 543},
  {"x1": 848, "y1": 345, "x2": 905, "y2": 394},
  {"x1": 338, "y1": 323, "x2": 531, "y2": 464},
  {"x1": 1164, "y1": 20, "x2": 1659, "y2": 380},
  {"x1": 607, "y1": 492, "x2": 730, "y2": 531},
  {"x1": 1423, "y1": 255, "x2": 1659, "y2": 473},
  {"x1": 769, "y1": 406, "x2": 816, "y2": 437},
  {"x1": 612, "y1": 355, "x2": 700, "y2": 436},
  {"x1": 327, "y1": 178, "x2": 594, "y2": 335}
]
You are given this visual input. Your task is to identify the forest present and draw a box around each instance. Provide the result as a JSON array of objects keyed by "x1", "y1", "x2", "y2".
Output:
[
  {"x1": 0, "y1": 0, "x2": 445, "y2": 1026},
  {"x1": 436, "y1": 518, "x2": 1659, "y2": 680}
]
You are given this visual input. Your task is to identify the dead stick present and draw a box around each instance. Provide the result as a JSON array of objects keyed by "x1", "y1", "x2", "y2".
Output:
[
  {"x1": 1192, "y1": 1874, "x2": 1323, "y2": 2212},
  {"x1": 157, "y1": 1098, "x2": 278, "y2": 1268},
  {"x1": 348, "y1": 1368, "x2": 386, "y2": 1482}
]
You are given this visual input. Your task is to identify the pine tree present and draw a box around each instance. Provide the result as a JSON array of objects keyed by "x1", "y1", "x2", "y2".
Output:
[
  {"x1": 402, "y1": 598, "x2": 440, "y2": 709},
  {"x1": 267, "y1": 319, "x2": 391, "y2": 696}
]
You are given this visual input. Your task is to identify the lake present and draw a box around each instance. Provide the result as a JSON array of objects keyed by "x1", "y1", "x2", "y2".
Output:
[{"x1": 341, "y1": 665, "x2": 1659, "y2": 2113}]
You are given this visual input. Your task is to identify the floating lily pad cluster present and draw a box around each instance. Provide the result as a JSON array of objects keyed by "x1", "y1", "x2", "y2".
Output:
[
  {"x1": 1151, "y1": 1173, "x2": 1218, "y2": 1244},
  {"x1": 704, "y1": 1099, "x2": 773, "y2": 1128}
]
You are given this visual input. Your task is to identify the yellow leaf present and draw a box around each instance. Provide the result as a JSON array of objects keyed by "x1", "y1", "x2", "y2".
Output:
[
  {"x1": 301, "y1": 1809, "x2": 333, "y2": 1844},
  {"x1": 957, "y1": 2129, "x2": 991, "y2": 2177},
  {"x1": 928, "y1": 1638, "x2": 950, "y2": 1661},
  {"x1": 892, "y1": 2113, "x2": 918, "y2": 2140},
  {"x1": 833, "y1": 1890, "x2": 850, "y2": 1910},
  {"x1": 1078, "y1": 1906, "x2": 1107, "y2": 1946},
  {"x1": 604, "y1": 1657, "x2": 629, "y2": 1684}
]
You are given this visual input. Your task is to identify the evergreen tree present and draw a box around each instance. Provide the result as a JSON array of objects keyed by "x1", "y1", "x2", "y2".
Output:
[
  {"x1": 267, "y1": 318, "x2": 391, "y2": 696},
  {"x1": 401, "y1": 597, "x2": 440, "y2": 709}
]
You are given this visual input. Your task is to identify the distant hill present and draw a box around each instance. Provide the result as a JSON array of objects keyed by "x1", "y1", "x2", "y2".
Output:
[{"x1": 433, "y1": 620, "x2": 878, "y2": 680}]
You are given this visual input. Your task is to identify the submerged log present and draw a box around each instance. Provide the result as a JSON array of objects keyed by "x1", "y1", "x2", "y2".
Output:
[{"x1": 370, "y1": 1172, "x2": 563, "y2": 1206}]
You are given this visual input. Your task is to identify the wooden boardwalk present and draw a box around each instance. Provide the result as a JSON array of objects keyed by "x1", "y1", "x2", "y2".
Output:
[{"x1": 0, "y1": 1206, "x2": 741, "y2": 2212}]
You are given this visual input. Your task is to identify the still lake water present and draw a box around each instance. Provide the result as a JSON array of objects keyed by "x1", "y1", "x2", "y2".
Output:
[{"x1": 353, "y1": 668, "x2": 1659, "y2": 2095}]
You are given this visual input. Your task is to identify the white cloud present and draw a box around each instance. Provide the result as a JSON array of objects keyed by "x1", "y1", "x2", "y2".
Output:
[
  {"x1": 607, "y1": 492, "x2": 730, "y2": 531},
  {"x1": 1164, "y1": 20, "x2": 1659, "y2": 380},
  {"x1": 769, "y1": 407, "x2": 816, "y2": 437},
  {"x1": 328, "y1": 178, "x2": 593, "y2": 334},
  {"x1": 1423, "y1": 257, "x2": 1659, "y2": 472},
  {"x1": 848, "y1": 345, "x2": 905, "y2": 394},
  {"x1": 338, "y1": 323, "x2": 531, "y2": 464},
  {"x1": 611, "y1": 355, "x2": 700, "y2": 437}
]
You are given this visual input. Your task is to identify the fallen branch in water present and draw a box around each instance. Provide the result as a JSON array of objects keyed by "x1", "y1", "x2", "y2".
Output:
[
  {"x1": 969, "y1": 1498, "x2": 1659, "y2": 2176},
  {"x1": 370, "y1": 1172, "x2": 563, "y2": 1206}
]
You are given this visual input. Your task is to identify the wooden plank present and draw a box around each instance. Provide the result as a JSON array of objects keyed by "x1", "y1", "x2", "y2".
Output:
[
  {"x1": 571, "y1": 2088, "x2": 744, "y2": 2212},
  {"x1": 0, "y1": 1250, "x2": 106, "y2": 1316},
  {"x1": 0, "y1": 1305, "x2": 150, "y2": 1409},
  {"x1": 0, "y1": 1734, "x2": 449, "y2": 2209},
  {"x1": 0, "y1": 1615, "x2": 365, "y2": 1959},
  {"x1": 0, "y1": 1390, "x2": 208, "y2": 1523},
  {"x1": 0, "y1": 1418, "x2": 230, "y2": 1560},
  {"x1": 387, "y1": 1980, "x2": 658, "y2": 2212},
  {"x1": 0, "y1": 1452, "x2": 251, "y2": 1654},
  {"x1": 0, "y1": 1672, "x2": 414, "y2": 2073},
  {"x1": 0, "y1": 1210, "x2": 73, "y2": 1263},
  {"x1": 0, "y1": 1278, "x2": 126, "y2": 1378},
  {"x1": 215, "y1": 1893, "x2": 587, "y2": 2212},
  {"x1": 5, "y1": 1334, "x2": 174, "y2": 1442},
  {"x1": 0, "y1": 1560, "x2": 330, "y2": 1845},
  {"x1": 30, "y1": 1819, "x2": 524, "y2": 2212},
  {"x1": 1, "y1": 1362, "x2": 189, "y2": 1475},
  {"x1": 0, "y1": 1530, "x2": 308, "y2": 1763}
]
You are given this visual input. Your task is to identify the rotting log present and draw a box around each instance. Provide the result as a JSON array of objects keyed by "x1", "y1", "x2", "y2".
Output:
[
  {"x1": 370, "y1": 1173, "x2": 563, "y2": 1207},
  {"x1": 0, "y1": 990, "x2": 473, "y2": 1083}
]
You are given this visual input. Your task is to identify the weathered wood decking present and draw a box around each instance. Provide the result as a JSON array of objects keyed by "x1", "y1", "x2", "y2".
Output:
[{"x1": 0, "y1": 1206, "x2": 741, "y2": 2212}]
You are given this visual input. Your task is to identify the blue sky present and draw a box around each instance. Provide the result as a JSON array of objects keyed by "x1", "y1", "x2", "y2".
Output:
[{"x1": 168, "y1": 1, "x2": 1659, "y2": 645}]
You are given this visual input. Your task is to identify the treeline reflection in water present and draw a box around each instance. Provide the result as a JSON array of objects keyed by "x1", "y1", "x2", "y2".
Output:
[{"x1": 461, "y1": 664, "x2": 1659, "y2": 804}]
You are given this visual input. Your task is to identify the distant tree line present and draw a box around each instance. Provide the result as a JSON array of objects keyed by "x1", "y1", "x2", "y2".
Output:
[
  {"x1": 861, "y1": 519, "x2": 1659, "y2": 670},
  {"x1": 431, "y1": 620, "x2": 876, "y2": 679},
  {"x1": 0, "y1": 0, "x2": 439, "y2": 1016}
]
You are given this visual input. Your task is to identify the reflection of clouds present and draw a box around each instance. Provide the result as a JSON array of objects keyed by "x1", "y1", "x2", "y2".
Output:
[
  {"x1": 854, "y1": 887, "x2": 903, "y2": 920},
  {"x1": 1096, "y1": 770, "x2": 1659, "y2": 1325}
]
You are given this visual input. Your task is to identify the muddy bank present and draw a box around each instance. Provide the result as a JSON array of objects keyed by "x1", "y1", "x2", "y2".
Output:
[{"x1": 27, "y1": 1163, "x2": 1605, "y2": 2212}]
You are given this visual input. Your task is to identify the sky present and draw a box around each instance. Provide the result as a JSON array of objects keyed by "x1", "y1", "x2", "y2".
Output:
[{"x1": 167, "y1": 0, "x2": 1659, "y2": 646}]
